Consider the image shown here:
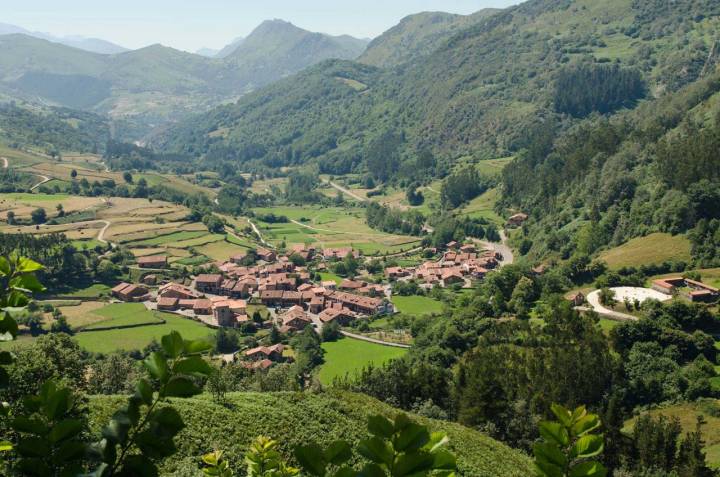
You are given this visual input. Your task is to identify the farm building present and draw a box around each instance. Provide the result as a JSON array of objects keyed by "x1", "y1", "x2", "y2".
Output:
[{"x1": 137, "y1": 255, "x2": 168, "y2": 269}]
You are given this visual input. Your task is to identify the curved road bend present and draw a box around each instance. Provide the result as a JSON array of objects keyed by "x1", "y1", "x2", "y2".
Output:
[
  {"x1": 1, "y1": 157, "x2": 7, "y2": 169},
  {"x1": 585, "y1": 290, "x2": 638, "y2": 321}
]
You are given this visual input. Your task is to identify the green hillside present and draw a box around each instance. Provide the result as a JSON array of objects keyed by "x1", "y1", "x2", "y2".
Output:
[
  {"x1": 158, "y1": 0, "x2": 720, "y2": 176},
  {"x1": 88, "y1": 391, "x2": 533, "y2": 476},
  {"x1": 0, "y1": 21, "x2": 368, "y2": 130},
  {"x1": 358, "y1": 9, "x2": 499, "y2": 68}
]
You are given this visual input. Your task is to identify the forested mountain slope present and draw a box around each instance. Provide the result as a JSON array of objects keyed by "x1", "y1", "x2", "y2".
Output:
[
  {"x1": 500, "y1": 70, "x2": 720, "y2": 266},
  {"x1": 158, "y1": 0, "x2": 720, "y2": 179},
  {"x1": 358, "y1": 9, "x2": 499, "y2": 68}
]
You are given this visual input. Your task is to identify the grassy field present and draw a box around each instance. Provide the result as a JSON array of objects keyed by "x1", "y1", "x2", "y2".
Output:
[
  {"x1": 57, "y1": 283, "x2": 112, "y2": 298},
  {"x1": 251, "y1": 205, "x2": 416, "y2": 254},
  {"x1": 391, "y1": 295, "x2": 445, "y2": 316},
  {"x1": 319, "y1": 271, "x2": 344, "y2": 286},
  {"x1": 318, "y1": 337, "x2": 407, "y2": 385},
  {"x1": 623, "y1": 400, "x2": 720, "y2": 469},
  {"x1": 459, "y1": 188, "x2": 504, "y2": 224},
  {"x1": 75, "y1": 313, "x2": 215, "y2": 354},
  {"x1": 83, "y1": 303, "x2": 164, "y2": 330},
  {"x1": 599, "y1": 233, "x2": 692, "y2": 269}
]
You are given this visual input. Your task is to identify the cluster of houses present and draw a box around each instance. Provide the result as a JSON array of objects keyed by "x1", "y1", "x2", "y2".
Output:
[
  {"x1": 652, "y1": 277, "x2": 719, "y2": 303},
  {"x1": 383, "y1": 242, "x2": 501, "y2": 288}
]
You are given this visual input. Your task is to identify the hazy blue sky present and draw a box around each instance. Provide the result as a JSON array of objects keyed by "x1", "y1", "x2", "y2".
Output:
[{"x1": 3, "y1": 0, "x2": 519, "y2": 52}]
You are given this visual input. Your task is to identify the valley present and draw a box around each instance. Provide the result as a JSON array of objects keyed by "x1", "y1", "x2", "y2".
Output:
[{"x1": 1, "y1": 0, "x2": 720, "y2": 475}]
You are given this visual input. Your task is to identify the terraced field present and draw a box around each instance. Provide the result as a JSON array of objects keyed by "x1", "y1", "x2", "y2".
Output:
[{"x1": 251, "y1": 205, "x2": 419, "y2": 254}]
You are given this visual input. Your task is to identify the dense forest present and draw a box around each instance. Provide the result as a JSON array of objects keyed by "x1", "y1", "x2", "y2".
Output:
[
  {"x1": 500, "y1": 71, "x2": 720, "y2": 265},
  {"x1": 0, "y1": 103, "x2": 109, "y2": 154}
]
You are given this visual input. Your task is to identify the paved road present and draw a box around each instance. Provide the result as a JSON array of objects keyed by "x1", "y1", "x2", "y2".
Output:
[
  {"x1": 476, "y1": 230, "x2": 514, "y2": 266},
  {"x1": 30, "y1": 174, "x2": 51, "y2": 191},
  {"x1": 248, "y1": 219, "x2": 269, "y2": 246},
  {"x1": 325, "y1": 180, "x2": 366, "y2": 202},
  {"x1": 585, "y1": 290, "x2": 637, "y2": 321},
  {"x1": 340, "y1": 330, "x2": 411, "y2": 349},
  {"x1": 289, "y1": 218, "x2": 384, "y2": 237},
  {"x1": 1, "y1": 157, "x2": 7, "y2": 169}
]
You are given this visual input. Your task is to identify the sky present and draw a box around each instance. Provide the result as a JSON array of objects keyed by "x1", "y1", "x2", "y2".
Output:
[{"x1": 2, "y1": 0, "x2": 519, "y2": 52}]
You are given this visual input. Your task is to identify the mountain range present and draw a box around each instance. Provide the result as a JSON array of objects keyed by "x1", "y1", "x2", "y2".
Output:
[
  {"x1": 0, "y1": 20, "x2": 369, "y2": 128},
  {"x1": 0, "y1": 22, "x2": 129, "y2": 54}
]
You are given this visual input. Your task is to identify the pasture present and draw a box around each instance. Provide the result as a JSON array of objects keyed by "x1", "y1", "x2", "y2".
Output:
[
  {"x1": 599, "y1": 233, "x2": 692, "y2": 269},
  {"x1": 252, "y1": 205, "x2": 417, "y2": 255},
  {"x1": 318, "y1": 337, "x2": 407, "y2": 385},
  {"x1": 75, "y1": 313, "x2": 215, "y2": 354},
  {"x1": 391, "y1": 295, "x2": 445, "y2": 316}
]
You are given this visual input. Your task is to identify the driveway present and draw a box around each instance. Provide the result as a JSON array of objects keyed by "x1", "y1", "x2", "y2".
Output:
[{"x1": 586, "y1": 287, "x2": 670, "y2": 321}]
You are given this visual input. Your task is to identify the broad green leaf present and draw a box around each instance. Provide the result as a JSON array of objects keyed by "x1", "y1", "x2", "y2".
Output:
[
  {"x1": 431, "y1": 449, "x2": 457, "y2": 470},
  {"x1": 358, "y1": 463, "x2": 386, "y2": 477},
  {"x1": 425, "y1": 432, "x2": 450, "y2": 453},
  {"x1": 535, "y1": 461, "x2": 564, "y2": 477},
  {"x1": 539, "y1": 421, "x2": 569, "y2": 447},
  {"x1": 13, "y1": 274, "x2": 45, "y2": 293},
  {"x1": 368, "y1": 415, "x2": 394, "y2": 438},
  {"x1": 18, "y1": 257, "x2": 43, "y2": 273},
  {"x1": 394, "y1": 423, "x2": 430, "y2": 452},
  {"x1": 12, "y1": 416, "x2": 49, "y2": 436},
  {"x1": 394, "y1": 413, "x2": 412, "y2": 431},
  {"x1": 569, "y1": 461, "x2": 607, "y2": 477},
  {"x1": 6, "y1": 290, "x2": 28, "y2": 307},
  {"x1": 44, "y1": 386, "x2": 71, "y2": 420},
  {"x1": 0, "y1": 440, "x2": 11, "y2": 452},
  {"x1": 136, "y1": 431, "x2": 176, "y2": 458},
  {"x1": 54, "y1": 440, "x2": 87, "y2": 463},
  {"x1": 393, "y1": 450, "x2": 435, "y2": 475},
  {"x1": 17, "y1": 436, "x2": 51, "y2": 457},
  {"x1": 0, "y1": 257, "x2": 10, "y2": 276},
  {"x1": 144, "y1": 352, "x2": 168, "y2": 382},
  {"x1": 570, "y1": 406, "x2": 587, "y2": 423},
  {"x1": 358, "y1": 437, "x2": 394, "y2": 466},
  {"x1": 533, "y1": 442, "x2": 567, "y2": 468},
  {"x1": 184, "y1": 337, "x2": 213, "y2": 354},
  {"x1": 570, "y1": 434, "x2": 604, "y2": 459},
  {"x1": 202, "y1": 450, "x2": 222, "y2": 466},
  {"x1": 294, "y1": 444, "x2": 326, "y2": 476},
  {"x1": 136, "y1": 378, "x2": 154, "y2": 405},
  {"x1": 0, "y1": 350, "x2": 13, "y2": 365},
  {"x1": 150, "y1": 407, "x2": 185, "y2": 438},
  {"x1": 102, "y1": 412, "x2": 132, "y2": 445},
  {"x1": 0, "y1": 311, "x2": 19, "y2": 340},
  {"x1": 161, "y1": 331, "x2": 184, "y2": 358},
  {"x1": 162, "y1": 376, "x2": 201, "y2": 397},
  {"x1": 571, "y1": 414, "x2": 600, "y2": 437},
  {"x1": 550, "y1": 403, "x2": 572, "y2": 427},
  {"x1": 325, "y1": 440, "x2": 352, "y2": 465},
  {"x1": 48, "y1": 419, "x2": 83, "y2": 443},
  {"x1": 175, "y1": 356, "x2": 213, "y2": 376},
  {"x1": 120, "y1": 454, "x2": 159, "y2": 477}
]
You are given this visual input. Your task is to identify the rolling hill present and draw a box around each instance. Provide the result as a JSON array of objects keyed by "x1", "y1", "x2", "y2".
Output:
[
  {"x1": 0, "y1": 22, "x2": 129, "y2": 54},
  {"x1": 358, "y1": 9, "x2": 499, "y2": 68},
  {"x1": 88, "y1": 390, "x2": 533, "y2": 476},
  {"x1": 0, "y1": 20, "x2": 368, "y2": 132}
]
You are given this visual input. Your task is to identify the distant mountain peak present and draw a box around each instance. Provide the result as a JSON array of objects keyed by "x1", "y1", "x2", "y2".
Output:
[{"x1": 0, "y1": 22, "x2": 128, "y2": 54}]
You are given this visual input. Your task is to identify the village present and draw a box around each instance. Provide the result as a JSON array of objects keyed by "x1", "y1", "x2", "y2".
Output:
[{"x1": 110, "y1": 240, "x2": 507, "y2": 368}]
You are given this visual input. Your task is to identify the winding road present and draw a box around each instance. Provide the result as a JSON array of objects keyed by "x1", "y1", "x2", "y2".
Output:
[
  {"x1": 247, "y1": 219, "x2": 269, "y2": 246},
  {"x1": 30, "y1": 174, "x2": 51, "y2": 191},
  {"x1": 325, "y1": 180, "x2": 366, "y2": 202},
  {"x1": 1, "y1": 157, "x2": 7, "y2": 169},
  {"x1": 340, "y1": 330, "x2": 411, "y2": 349},
  {"x1": 476, "y1": 230, "x2": 514, "y2": 266}
]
